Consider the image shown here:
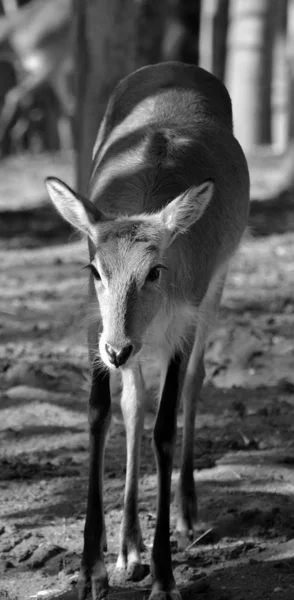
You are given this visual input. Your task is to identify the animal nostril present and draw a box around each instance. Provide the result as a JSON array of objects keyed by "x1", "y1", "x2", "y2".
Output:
[
  {"x1": 117, "y1": 344, "x2": 133, "y2": 366},
  {"x1": 105, "y1": 343, "x2": 133, "y2": 367},
  {"x1": 105, "y1": 343, "x2": 116, "y2": 363}
]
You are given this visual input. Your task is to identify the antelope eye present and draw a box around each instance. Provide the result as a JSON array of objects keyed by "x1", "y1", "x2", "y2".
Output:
[
  {"x1": 85, "y1": 263, "x2": 101, "y2": 280},
  {"x1": 146, "y1": 266, "x2": 161, "y2": 283}
]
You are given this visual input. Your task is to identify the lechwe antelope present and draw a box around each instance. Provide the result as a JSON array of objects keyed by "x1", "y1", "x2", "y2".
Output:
[{"x1": 45, "y1": 62, "x2": 249, "y2": 600}]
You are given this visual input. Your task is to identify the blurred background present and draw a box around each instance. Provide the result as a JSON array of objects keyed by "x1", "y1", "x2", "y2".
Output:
[
  {"x1": 0, "y1": 0, "x2": 293, "y2": 182},
  {"x1": 2, "y1": 3, "x2": 294, "y2": 599}
]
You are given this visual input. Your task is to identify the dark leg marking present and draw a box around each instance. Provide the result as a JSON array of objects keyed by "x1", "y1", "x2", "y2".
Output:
[
  {"x1": 79, "y1": 348, "x2": 111, "y2": 599},
  {"x1": 150, "y1": 353, "x2": 182, "y2": 600}
]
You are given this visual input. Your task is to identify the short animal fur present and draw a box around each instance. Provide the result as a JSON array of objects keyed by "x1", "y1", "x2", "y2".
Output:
[{"x1": 46, "y1": 62, "x2": 250, "y2": 600}]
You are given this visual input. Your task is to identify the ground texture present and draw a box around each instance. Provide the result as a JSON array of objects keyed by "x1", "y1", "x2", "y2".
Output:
[{"x1": 1, "y1": 153, "x2": 294, "y2": 600}]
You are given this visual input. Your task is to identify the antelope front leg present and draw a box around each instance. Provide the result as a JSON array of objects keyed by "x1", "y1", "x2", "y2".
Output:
[
  {"x1": 150, "y1": 354, "x2": 182, "y2": 600},
  {"x1": 116, "y1": 365, "x2": 145, "y2": 581},
  {"x1": 79, "y1": 369, "x2": 111, "y2": 600}
]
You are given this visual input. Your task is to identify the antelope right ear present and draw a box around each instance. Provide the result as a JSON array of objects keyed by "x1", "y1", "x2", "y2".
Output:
[
  {"x1": 160, "y1": 179, "x2": 215, "y2": 244},
  {"x1": 45, "y1": 177, "x2": 103, "y2": 239}
]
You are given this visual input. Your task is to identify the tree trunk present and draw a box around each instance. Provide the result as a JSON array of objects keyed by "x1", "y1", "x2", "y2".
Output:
[
  {"x1": 271, "y1": 0, "x2": 288, "y2": 150},
  {"x1": 162, "y1": 0, "x2": 201, "y2": 65},
  {"x1": 74, "y1": 0, "x2": 167, "y2": 196},
  {"x1": 283, "y1": 0, "x2": 294, "y2": 189},
  {"x1": 287, "y1": 0, "x2": 294, "y2": 145},
  {"x1": 199, "y1": 0, "x2": 229, "y2": 81},
  {"x1": 225, "y1": 0, "x2": 276, "y2": 150},
  {"x1": 74, "y1": 0, "x2": 137, "y2": 195},
  {"x1": 135, "y1": 0, "x2": 166, "y2": 68}
]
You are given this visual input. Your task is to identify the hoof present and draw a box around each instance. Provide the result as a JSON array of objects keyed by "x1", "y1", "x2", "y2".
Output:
[
  {"x1": 78, "y1": 565, "x2": 108, "y2": 600},
  {"x1": 149, "y1": 585, "x2": 182, "y2": 600},
  {"x1": 114, "y1": 534, "x2": 145, "y2": 581},
  {"x1": 175, "y1": 476, "x2": 198, "y2": 539},
  {"x1": 114, "y1": 557, "x2": 147, "y2": 583},
  {"x1": 91, "y1": 576, "x2": 109, "y2": 600},
  {"x1": 176, "y1": 528, "x2": 195, "y2": 551},
  {"x1": 176, "y1": 501, "x2": 198, "y2": 547}
]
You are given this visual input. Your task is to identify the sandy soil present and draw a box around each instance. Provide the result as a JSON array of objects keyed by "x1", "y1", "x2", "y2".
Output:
[{"x1": 1, "y1": 153, "x2": 294, "y2": 600}]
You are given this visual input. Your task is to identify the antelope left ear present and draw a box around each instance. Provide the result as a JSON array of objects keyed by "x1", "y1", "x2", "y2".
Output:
[
  {"x1": 160, "y1": 179, "x2": 215, "y2": 244},
  {"x1": 45, "y1": 177, "x2": 103, "y2": 239}
]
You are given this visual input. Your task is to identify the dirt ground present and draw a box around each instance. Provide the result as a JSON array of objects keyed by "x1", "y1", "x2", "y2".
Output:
[{"x1": 1, "y1": 153, "x2": 294, "y2": 600}]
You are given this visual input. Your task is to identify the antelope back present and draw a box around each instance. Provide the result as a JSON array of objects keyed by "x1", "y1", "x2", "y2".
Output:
[{"x1": 90, "y1": 62, "x2": 248, "y2": 259}]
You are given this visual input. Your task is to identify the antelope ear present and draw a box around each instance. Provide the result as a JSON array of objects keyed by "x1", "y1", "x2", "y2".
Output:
[
  {"x1": 160, "y1": 179, "x2": 215, "y2": 244},
  {"x1": 45, "y1": 177, "x2": 103, "y2": 239}
]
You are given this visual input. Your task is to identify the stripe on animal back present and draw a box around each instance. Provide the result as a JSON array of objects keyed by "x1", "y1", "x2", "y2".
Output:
[
  {"x1": 149, "y1": 128, "x2": 192, "y2": 163},
  {"x1": 91, "y1": 127, "x2": 194, "y2": 216}
]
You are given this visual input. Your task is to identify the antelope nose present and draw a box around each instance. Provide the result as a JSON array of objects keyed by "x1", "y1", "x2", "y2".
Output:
[{"x1": 105, "y1": 343, "x2": 133, "y2": 367}]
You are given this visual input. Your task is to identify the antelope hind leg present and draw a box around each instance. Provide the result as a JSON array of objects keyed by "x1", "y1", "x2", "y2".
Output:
[{"x1": 176, "y1": 268, "x2": 227, "y2": 544}]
